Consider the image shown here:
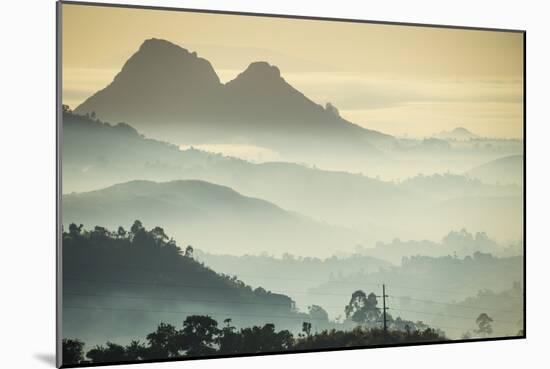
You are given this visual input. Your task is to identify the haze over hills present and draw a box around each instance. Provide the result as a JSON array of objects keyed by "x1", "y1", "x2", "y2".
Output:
[
  {"x1": 72, "y1": 39, "x2": 523, "y2": 176},
  {"x1": 62, "y1": 110, "x2": 523, "y2": 246},
  {"x1": 60, "y1": 9, "x2": 525, "y2": 358},
  {"x1": 62, "y1": 179, "x2": 364, "y2": 257},
  {"x1": 74, "y1": 38, "x2": 391, "y2": 157},
  {"x1": 466, "y1": 155, "x2": 524, "y2": 186},
  {"x1": 194, "y1": 250, "x2": 392, "y2": 303},
  {"x1": 308, "y1": 252, "x2": 523, "y2": 332}
]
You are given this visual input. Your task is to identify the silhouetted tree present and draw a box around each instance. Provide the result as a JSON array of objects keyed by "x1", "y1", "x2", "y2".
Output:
[
  {"x1": 345, "y1": 290, "x2": 367, "y2": 323},
  {"x1": 62, "y1": 338, "x2": 84, "y2": 365},
  {"x1": 86, "y1": 342, "x2": 126, "y2": 363},
  {"x1": 117, "y1": 226, "x2": 127, "y2": 239},
  {"x1": 302, "y1": 322, "x2": 312, "y2": 337},
  {"x1": 91, "y1": 225, "x2": 110, "y2": 240},
  {"x1": 216, "y1": 318, "x2": 241, "y2": 354},
  {"x1": 461, "y1": 331, "x2": 472, "y2": 340},
  {"x1": 68, "y1": 223, "x2": 83, "y2": 237},
  {"x1": 125, "y1": 340, "x2": 147, "y2": 361},
  {"x1": 180, "y1": 315, "x2": 219, "y2": 356},
  {"x1": 150, "y1": 226, "x2": 168, "y2": 243},
  {"x1": 130, "y1": 220, "x2": 144, "y2": 236},
  {"x1": 238, "y1": 323, "x2": 294, "y2": 352},
  {"x1": 185, "y1": 245, "x2": 194, "y2": 258},
  {"x1": 345, "y1": 290, "x2": 381, "y2": 325},
  {"x1": 309, "y1": 305, "x2": 329, "y2": 322},
  {"x1": 364, "y1": 292, "x2": 381, "y2": 322},
  {"x1": 475, "y1": 313, "x2": 493, "y2": 337},
  {"x1": 146, "y1": 323, "x2": 181, "y2": 358},
  {"x1": 73, "y1": 313, "x2": 446, "y2": 363}
]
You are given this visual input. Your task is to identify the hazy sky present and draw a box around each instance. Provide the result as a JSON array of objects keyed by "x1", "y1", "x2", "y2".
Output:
[{"x1": 62, "y1": 3, "x2": 524, "y2": 138}]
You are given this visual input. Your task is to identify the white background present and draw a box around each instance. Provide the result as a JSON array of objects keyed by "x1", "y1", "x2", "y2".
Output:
[{"x1": 0, "y1": 0, "x2": 547, "y2": 368}]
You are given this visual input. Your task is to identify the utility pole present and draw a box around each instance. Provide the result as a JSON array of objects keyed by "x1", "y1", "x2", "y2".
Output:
[{"x1": 382, "y1": 284, "x2": 389, "y2": 332}]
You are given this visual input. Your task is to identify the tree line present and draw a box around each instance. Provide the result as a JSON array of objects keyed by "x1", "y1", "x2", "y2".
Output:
[{"x1": 63, "y1": 315, "x2": 445, "y2": 365}]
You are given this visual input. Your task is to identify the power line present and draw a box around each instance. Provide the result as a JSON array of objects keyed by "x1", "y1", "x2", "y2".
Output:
[
  {"x1": 66, "y1": 261, "x2": 383, "y2": 286},
  {"x1": 65, "y1": 262, "x2": 523, "y2": 297},
  {"x1": 63, "y1": 305, "x2": 518, "y2": 337},
  {"x1": 388, "y1": 307, "x2": 519, "y2": 324},
  {"x1": 64, "y1": 278, "x2": 524, "y2": 316},
  {"x1": 64, "y1": 292, "x2": 342, "y2": 309},
  {"x1": 64, "y1": 277, "x2": 362, "y2": 296},
  {"x1": 63, "y1": 292, "x2": 523, "y2": 322},
  {"x1": 388, "y1": 295, "x2": 523, "y2": 314},
  {"x1": 64, "y1": 305, "x2": 314, "y2": 321}
]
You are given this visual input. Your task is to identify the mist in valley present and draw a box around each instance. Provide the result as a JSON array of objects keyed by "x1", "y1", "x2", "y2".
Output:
[{"x1": 60, "y1": 24, "x2": 524, "y2": 365}]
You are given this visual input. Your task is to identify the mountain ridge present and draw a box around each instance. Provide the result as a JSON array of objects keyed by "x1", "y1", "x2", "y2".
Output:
[
  {"x1": 434, "y1": 127, "x2": 479, "y2": 141},
  {"x1": 62, "y1": 110, "x2": 523, "y2": 245},
  {"x1": 63, "y1": 178, "x2": 364, "y2": 257},
  {"x1": 74, "y1": 38, "x2": 392, "y2": 153},
  {"x1": 466, "y1": 155, "x2": 523, "y2": 185}
]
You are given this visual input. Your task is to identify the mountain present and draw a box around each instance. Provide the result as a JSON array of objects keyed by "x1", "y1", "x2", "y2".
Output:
[
  {"x1": 74, "y1": 38, "x2": 392, "y2": 155},
  {"x1": 62, "y1": 179, "x2": 363, "y2": 257},
  {"x1": 434, "y1": 127, "x2": 479, "y2": 141},
  {"x1": 466, "y1": 155, "x2": 524, "y2": 185},
  {"x1": 74, "y1": 39, "x2": 223, "y2": 131}
]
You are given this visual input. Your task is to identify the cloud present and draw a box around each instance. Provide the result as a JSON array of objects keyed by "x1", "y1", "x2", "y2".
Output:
[
  {"x1": 179, "y1": 144, "x2": 281, "y2": 163},
  {"x1": 283, "y1": 72, "x2": 523, "y2": 110}
]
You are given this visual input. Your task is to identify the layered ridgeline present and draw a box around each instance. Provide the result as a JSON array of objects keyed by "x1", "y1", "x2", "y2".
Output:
[
  {"x1": 63, "y1": 223, "x2": 311, "y2": 348},
  {"x1": 73, "y1": 38, "x2": 523, "y2": 176},
  {"x1": 193, "y1": 250, "x2": 392, "y2": 301},
  {"x1": 74, "y1": 38, "x2": 390, "y2": 158},
  {"x1": 466, "y1": 155, "x2": 523, "y2": 186},
  {"x1": 62, "y1": 179, "x2": 362, "y2": 256},
  {"x1": 192, "y1": 229, "x2": 523, "y2": 339},
  {"x1": 434, "y1": 127, "x2": 479, "y2": 141},
  {"x1": 306, "y1": 252, "x2": 524, "y2": 338},
  {"x1": 62, "y1": 110, "x2": 523, "y2": 247},
  {"x1": 195, "y1": 229, "x2": 522, "y2": 294}
]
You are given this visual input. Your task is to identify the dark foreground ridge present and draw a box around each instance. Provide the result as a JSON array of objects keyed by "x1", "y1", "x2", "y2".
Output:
[{"x1": 63, "y1": 318, "x2": 445, "y2": 366}]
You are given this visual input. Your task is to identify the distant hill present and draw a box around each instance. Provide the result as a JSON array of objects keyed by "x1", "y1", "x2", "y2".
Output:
[
  {"x1": 466, "y1": 155, "x2": 524, "y2": 185},
  {"x1": 194, "y1": 250, "x2": 392, "y2": 303},
  {"x1": 74, "y1": 38, "x2": 392, "y2": 156},
  {"x1": 308, "y1": 253, "x2": 523, "y2": 322},
  {"x1": 356, "y1": 228, "x2": 523, "y2": 264},
  {"x1": 434, "y1": 127, "x2": 479, "y2": 141},
  {"x1": 62, "y1": 179, "x2": 363, "y2": 257},
  {"x1": 438, "y1": 283, "x2": 524, "y2": 338}
]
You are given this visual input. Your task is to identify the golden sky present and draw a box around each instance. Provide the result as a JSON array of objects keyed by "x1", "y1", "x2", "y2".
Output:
[{"x1": 62, "y1": 3, "x2": 524, "y2": 138}]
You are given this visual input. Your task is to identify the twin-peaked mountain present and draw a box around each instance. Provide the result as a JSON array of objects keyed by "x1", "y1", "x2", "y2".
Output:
[{"x1": 75, "y1": 38, "x2": 391, "y2": 154}]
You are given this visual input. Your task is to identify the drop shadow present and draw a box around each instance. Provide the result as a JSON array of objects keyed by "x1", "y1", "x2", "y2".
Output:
[{"x1": 34, "y1": 353, "x2": 56, "y2": 366}]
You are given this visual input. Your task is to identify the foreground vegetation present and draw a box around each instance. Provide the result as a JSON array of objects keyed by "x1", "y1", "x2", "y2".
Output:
[
  {"x1": 63, "y1": 316, "x2": 446, "y2": 365},
  {"x1": 62, "y1": 223, "x2": 514, "y2": 366}
]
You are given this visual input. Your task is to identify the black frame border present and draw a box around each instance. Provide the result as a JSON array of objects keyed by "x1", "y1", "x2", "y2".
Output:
[{"x1": 55, "y1": 1, "x2": 527, "y2": 368}]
